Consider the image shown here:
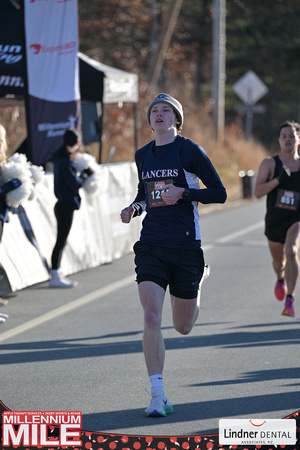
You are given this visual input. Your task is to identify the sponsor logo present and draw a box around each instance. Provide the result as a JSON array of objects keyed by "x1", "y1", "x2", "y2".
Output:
[
  {"x1": 219, "y1": 418, "x2": 296, "y2": 446},
  {"x1": 29, "y1": 41, "x2": 76, "y2": 56},
  {"x1": 29, "y1": 44, "x2": 41, "y2": 55},
  {"x1": 2, "y1": 411, "x2": 82, "y2": 447}
]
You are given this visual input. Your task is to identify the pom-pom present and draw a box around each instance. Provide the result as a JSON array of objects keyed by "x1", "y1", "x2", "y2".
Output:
[
  {"x1": 5, "y1": 181, "x2": 33, "y2": 207},
  {"x1": 73, "y1": 152, "x2": 87, "y2": 172},
  {"x1": 29, "y1": 164, "x2": 45, "y2": 184},
  {"x1": 74, "y1": 152, "x2": 101, "y2": 195},
  {"x1": 0, "y1": 153, "x2": 44, "y2": 207},
  {"x1": 74, "y1": 152, "x2": 98, "y2": 172},
  {"x1": 83, "y1": 173, "x2": 102, "y2": 194},
  {"x1": 8, "y1": 153, "x2": 28, "y2": 166}
]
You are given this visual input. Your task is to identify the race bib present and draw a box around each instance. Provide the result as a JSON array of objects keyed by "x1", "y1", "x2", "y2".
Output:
[
  {"x1": 275, "y1": 189, "x2": 300, "y2": 211},
  {"x1": 147, "y1": 179, "x2": 173, "y2": 207}
]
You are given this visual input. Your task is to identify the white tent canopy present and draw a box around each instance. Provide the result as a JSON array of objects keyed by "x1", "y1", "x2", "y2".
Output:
[{"x1": 78, "y1": 52, "x2": 139, "y2": 105}]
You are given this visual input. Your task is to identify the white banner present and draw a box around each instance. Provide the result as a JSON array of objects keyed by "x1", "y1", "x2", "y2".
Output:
[
  {"x1": 24, "y1": 0, "x2": 81, "y2": 165},
  {"x1": 24, "y1": 0, "x2": 80, "y2": 101}
]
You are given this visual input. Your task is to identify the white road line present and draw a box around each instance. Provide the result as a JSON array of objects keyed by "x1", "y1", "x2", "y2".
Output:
[
  {"x1": 216, "y1": 220, "x2": 264, "y2": 243},
  {"x1": 0, "y1": 220, "x2": 264, "y2": 343},
  {"x1": 0, "y1": 275, "x2": 135, "y2": 344},
  {"x1": 202, "y1": 220, "x2": 264, "y2": 250}
]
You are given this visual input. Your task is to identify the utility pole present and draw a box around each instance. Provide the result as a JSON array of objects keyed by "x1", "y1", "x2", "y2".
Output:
[
  {"x1": 212, "y1": 0, "x2": 226, "y2": 142},
  {"x1": 148, "y1": 0, "x2": 183, "y2": 89}
]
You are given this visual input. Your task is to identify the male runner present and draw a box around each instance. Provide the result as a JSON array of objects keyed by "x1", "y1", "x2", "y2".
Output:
[
  {"x1": 121, "y1": 93, "x2": 227, "y2": 416},
  {"x1": 254, "y1": 120, "x2": 300, "y2": 317}
]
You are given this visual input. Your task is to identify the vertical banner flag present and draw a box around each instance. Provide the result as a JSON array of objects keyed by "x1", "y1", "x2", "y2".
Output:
[
  {"x1": 24, "y1": 0, "x2": 81, "y2": 165},
  {"x1": 0, "y1": 0, "x2": 24, "y2": 99}
]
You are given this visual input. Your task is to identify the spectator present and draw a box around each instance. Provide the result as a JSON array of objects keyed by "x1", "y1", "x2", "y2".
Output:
[{"x1": 49, "y1": 128, "x2": 92, "y2": 288}]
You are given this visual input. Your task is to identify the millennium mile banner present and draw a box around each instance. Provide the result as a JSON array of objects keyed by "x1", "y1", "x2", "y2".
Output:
[
  {"x1": 24, "y1": 0, "x2": 81, "y2": 165},
  {"x1": 2, "y1": 411, "x2": 82, "y2": 447}
]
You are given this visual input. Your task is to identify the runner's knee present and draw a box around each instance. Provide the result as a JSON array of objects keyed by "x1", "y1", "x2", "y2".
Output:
[
  {"x1": 174, "y1": 323, "x2": 193, "y2": 335},
  {"x1": 144, "y1": 308, "x2": 162, "y2": 331},
  {"x1": 273, "y1": 258, "x2": 285, "y2": 272}
]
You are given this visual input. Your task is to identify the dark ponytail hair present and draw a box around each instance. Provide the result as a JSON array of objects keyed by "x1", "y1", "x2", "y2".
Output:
[
  {"x1": 60, "y1": 128, "x2": 81, "y2": 156},
  {"x1": 63, "y1": 128, "x2": 81, "y2": 147}
]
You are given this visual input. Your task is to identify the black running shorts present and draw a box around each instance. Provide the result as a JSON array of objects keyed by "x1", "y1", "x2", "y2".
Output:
[
  {"x1": 133, "y1": 241, "x2": 205, "y2": 299},
  {"x1": 265, "y1": 218, "x2": 300, "y2": 244}
]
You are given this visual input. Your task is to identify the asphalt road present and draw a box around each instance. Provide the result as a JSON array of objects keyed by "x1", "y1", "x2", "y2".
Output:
[{"x1": 0, "y1": 198, "x2": 299, "y2": 438}]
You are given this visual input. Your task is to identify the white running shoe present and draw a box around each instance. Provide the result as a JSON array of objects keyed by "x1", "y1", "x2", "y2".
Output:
[
  {"x1": 0, "y1": 313, "x2": 9, "y2": 320},
  {"x1": 199, "y1": 264, "x2": 210, "y2": 288},
  {"x1": 203, "y1": 264, "x2": 210, "y2": 280},
  {"x1": 145, "y1": 390, "x2": 173, "y2": 417},
  {"x1": 49, "y1": 270, "x2": 77, "y2": 288},
  {"x1": 59, "y1": 275, "x2": 78, "y2": 287},
  {"x1": 49, "y1": 278, "x2": 77, "y2": 288}
]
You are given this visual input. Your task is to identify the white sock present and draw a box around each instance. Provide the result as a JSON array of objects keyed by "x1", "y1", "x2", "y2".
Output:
[
  {"x1": 50, "y1": 269, "x2": 59, "y2": 277},
  {"x1": 149, "y1": 374, "x2": 164, "y2": 395}
]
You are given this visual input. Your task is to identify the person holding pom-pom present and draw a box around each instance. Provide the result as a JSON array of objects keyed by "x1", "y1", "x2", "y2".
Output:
[
  {"x1": 0, "y1": 124, "x2": 22, "y2": 324},
  {"x1": 50, "y1": 128, "x2": 92, "y2": 288}
]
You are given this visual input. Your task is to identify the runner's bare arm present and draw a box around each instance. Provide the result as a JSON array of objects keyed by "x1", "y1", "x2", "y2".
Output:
[{"x1": 254, "y1": 158, "x2": 279, "y2": 198}]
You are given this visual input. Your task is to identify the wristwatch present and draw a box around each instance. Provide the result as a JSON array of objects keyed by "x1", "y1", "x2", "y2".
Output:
[{"x1": 182, "y1": 188, "x2": 191, "y2": 200}]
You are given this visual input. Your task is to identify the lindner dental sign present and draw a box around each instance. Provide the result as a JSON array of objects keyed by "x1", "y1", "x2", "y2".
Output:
[{"x1": 219, "y1": 418, "x2": 296, "y2": 446}]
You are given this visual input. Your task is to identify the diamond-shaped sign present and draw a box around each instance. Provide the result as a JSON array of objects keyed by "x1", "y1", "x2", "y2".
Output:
[{"x1": 233, "y1": 70, "x2": 268, "y2": 105}]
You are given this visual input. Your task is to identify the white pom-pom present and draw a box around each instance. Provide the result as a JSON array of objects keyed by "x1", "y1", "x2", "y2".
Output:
[
  {"x1": 0, "y1": 161, "x2": 25, "y2": 182},
  {"x1": 73, "y1": 152, "x2": 89, "y2": 172},
  {"x1": 6, "y1": 181, "x2": 33, "y2": 208},
  {"x1": 83, "y1": 173, "x2": 101, "y2": 194},
  {"x1": 74, "y1": 152, "x2": 99, "y2": 172},
  {"x1": 29, "y1": 164, "x2": 45, "y2": 184},
  {"x1": 8, "y1": 153, "x2": 28, "y2": 166},
  {"x1": 0, "y1": 153, "x2": 43, "y2": 207},
  {"x1": 73, "y1": 152, "x2": 101, "y2": 195}
]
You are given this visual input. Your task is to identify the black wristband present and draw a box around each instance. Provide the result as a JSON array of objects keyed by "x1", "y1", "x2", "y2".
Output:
[{"x1": 182, "y1": 188, "x2": 191, "y2": 200}]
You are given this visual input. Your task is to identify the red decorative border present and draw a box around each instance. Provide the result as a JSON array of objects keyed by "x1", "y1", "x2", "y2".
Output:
[{"x1": 0, "y1": 401, "x2": 298, "y2": 450}]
